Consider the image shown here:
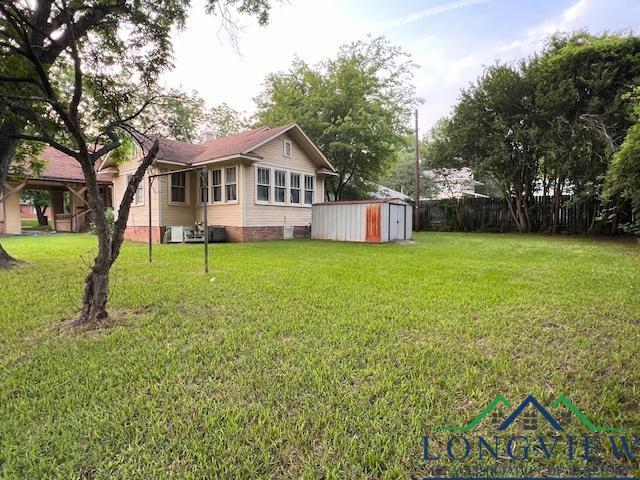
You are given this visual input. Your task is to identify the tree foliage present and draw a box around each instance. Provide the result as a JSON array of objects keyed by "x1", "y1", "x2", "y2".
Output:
[
  {"x1": 255, "y1": 37, "x2": 420, "y2": 199},
  {"x1": 429, "y1": 32, "x2": 640, "y2": 233}
]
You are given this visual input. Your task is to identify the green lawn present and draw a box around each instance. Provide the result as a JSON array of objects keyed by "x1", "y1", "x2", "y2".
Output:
[
  {"x1": 0, "y1": 233, "x2": 639, "y2": 478},
  {"x1": 20, "y1": 219, "x2": 51, "y2": 231}
]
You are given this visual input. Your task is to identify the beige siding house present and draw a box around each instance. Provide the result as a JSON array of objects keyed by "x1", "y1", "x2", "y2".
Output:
[{"x1": 100, "y1": 124, "x2": 337, "y2": 242}]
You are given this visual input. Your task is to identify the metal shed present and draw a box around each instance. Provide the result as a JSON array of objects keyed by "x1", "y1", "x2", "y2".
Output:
[{"x1": 311, "y1": 199, "x2": 413, "y2": 243}]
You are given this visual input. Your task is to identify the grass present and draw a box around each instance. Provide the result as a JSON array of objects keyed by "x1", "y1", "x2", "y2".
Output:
[
  {"x1": 20, "y1": 219, "x2": 51, "y2": 231},
  {"x1": 0, "y1": 233, "x2": 639, "y2": 479}
]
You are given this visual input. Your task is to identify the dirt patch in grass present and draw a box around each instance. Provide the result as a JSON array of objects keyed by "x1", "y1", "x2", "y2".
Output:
[{"x1": 57, "y1": 308, "x2": 142, "y2": 335}]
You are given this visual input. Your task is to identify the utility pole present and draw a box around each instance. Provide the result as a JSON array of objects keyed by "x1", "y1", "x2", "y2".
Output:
[
  {"x1": 202, "y1": 166, "x2": 209, "y2": 274},
  {"x1": 414, "y1": 109, "x2": 420, "y2": 231}
]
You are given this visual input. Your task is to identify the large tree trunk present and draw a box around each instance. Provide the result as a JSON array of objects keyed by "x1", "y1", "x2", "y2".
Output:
[
  {"x1": 35, "y1": 205, "x2": 48, "y2": 226},
  {"x1": 80, "y1": 260, "x2": 110, "y2": 323},
  {"x1": 0, "y1": 121, "x2": 23, "y2": 267}
]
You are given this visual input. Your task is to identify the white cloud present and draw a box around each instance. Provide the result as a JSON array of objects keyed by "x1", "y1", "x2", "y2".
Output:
[{"x1": 373, "y1": 0, "x2": 495, "y2": 31}]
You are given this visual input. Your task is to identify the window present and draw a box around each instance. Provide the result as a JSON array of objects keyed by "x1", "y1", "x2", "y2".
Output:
[
  {"x1": 212, "y1": 169, "x2": 222, "y2": 202},
  {"x1": 257, "y1": 167, "x2": 270, "y2": 202},
  {"x1": 225, "y1": 167, "x2": 237, "y2": 202},
  {"x1": 170, "y1": 172, "x2": 186, "y2": 203},
  {"x1": 283, "y1": 139, "x2": 292, "y2": 157},
  {"x1": 127, "y1": 174, "x2": 144, "y2": 205},
  {"x1": 304, "y1": 175, "x2": 314, "y2": 204},
  {"x1": 198, "y1": 170, "x2": 208, "y2": 204},
  {"x1": 274, "y1": 170, "x2": 286, "y2": 203},
  {"x1": 290, "y1": 173, "x2": 301, "y2": 204}
]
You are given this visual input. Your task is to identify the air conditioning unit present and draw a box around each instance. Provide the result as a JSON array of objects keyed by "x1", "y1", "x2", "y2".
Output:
[{"x1": 168, "y1": 226, "x2": 186, "y2": 243}]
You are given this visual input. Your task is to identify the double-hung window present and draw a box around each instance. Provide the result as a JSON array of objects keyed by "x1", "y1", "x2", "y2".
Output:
[
  {"x1": 257, "y1": 167, "x2": 270, "y2": 202},
  {"x1": 290, "y1": 173, "x2": 301, "y2": 204},
  {"x1": 170, "y1": 172, "x2": 186, "y2": 203},
  {"x1": 127, "y1": 174, "x2": 144, "y2": 205},
  {"x1": 198, "y1": 170, "x2": 208, "y2": 204},
  {"x1": 274, "y1": 170, "x2": 286, "y2": 203},
  {"x1": 212, "y1": 169, "x2": 222, "y2": 202},
  {"x1": 225, "y1": 167, "x2": 237, "y2": 201},
  {"x1": 304, "y1": 175, "x2": 314, "y2": 205}
]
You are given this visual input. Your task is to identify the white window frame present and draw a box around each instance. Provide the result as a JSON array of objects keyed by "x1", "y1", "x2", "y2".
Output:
[
  {"x1": 283, "y1": 139, "x2": 292, "y2": 158},
  {"x1": 256, "y1": 166, "x2": 271, "y2": 203},
  {"x1": 304, "y1": 175, "x2": 314, "y2": 205},
  {"x1": 211, "y1": 168, "x2": 223, "y2": 203},
  {"x1": 289, "y1": 172, "x2": 301, "y2": 205},
  {"x1": 126, "y1": 173, "x2": 145, "y2": 206},
  {"x1": 225, "y1": 166, "x2": 238, "y2": 203},
  {"x1": 169, "y1": 171, "x2": 189, "y2": 205},
  {"x1": 254, "y1": 164, "x2": 314, "y2": 208},
  {"x1": 198, "y1": 169, "x2": 209, "y2": 205},
  {"x1": 274, "y1": 169, "x2": 287, "y2": 203}
]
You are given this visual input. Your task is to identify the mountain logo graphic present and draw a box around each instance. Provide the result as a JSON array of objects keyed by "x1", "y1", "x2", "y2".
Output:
[{"x1": 436, "y1": 394, "x2": 626, "y2": 432}]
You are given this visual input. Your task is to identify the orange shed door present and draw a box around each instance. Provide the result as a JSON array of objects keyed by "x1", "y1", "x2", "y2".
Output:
[{"x1": 365, "y1": 204, "x2": 382, "y2": 242}]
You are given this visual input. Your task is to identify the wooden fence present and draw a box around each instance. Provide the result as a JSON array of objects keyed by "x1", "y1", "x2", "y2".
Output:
[{"x1": 418, "y1": 196, "x2": 635, "y2": 234}]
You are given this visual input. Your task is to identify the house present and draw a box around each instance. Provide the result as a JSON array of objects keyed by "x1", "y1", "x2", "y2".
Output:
[
  {"x1": 99, "y1": 123, "x2": 337, "y2": 243},
  {"x1": 1, "y1": 147, "x2": 113, "y2": 234},
  {"x1": 424, "y1": 167, "x2": 488, "y2": 200}
]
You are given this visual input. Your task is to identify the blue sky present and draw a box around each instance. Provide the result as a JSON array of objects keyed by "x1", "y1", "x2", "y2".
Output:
[{"x1": 165, "y1": 0, "x2": 640, "y2": 133}]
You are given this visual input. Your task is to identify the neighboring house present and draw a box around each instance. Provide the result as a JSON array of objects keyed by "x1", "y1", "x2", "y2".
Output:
[
  {"x1": 99, "y1": 123, "x2": 337, "y2": 243},
  {"x1": 424, "y1": 167, "x2": 488, "y2": 200},
  {"x1": 1, "y1": 147, "x2": 112, "y2": 234},
  {"x1": 370, "y1": 183, "x2": 412, "y2": 202},
  {"x1": 20, "y1": 201, "x2": 37, "y2": 220}
]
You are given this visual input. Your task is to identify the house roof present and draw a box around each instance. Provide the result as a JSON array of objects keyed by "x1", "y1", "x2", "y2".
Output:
[
  {"x1": 104, "y1": 124, "x2": 336, "y2": 173},
  {"x1": 18, "y1": 147, "x2": 113, "y2": 184}
]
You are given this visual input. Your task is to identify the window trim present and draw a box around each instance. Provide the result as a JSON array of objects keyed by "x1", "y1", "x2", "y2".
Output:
[
  {"x1": 289, "y1": 172, "x2": 301, "y2": 205},
  {"x1": 168, "y1": 171, "x2": 189, "y2": 205},
  {"x1": 125, "y1": 172, "x2": 145, "y2": 206},
  {"x1": 224, "y1": 166, "x2": 238, "y2": 203},
  {"x1": 283, "y1": 139, "x2": 292, "y2": 158},
  {"x1": 255, "y1": 166, "x2": 271, "y2": 204},
  {"x1": 304, "y1": 174, "x2": 314, "y2": 205},
  {"x1": 274, "y1": 169, "x2": 287, "y2": 204},
  {"x1": 254, "y1": 164, "x2": 315, "y2": 208},
  {"x1": 197, "y1": 169, "x2": 209, "y2": 205},
  {"x1": 210, "y1": 168, "x2": 223, "y2": 203}
]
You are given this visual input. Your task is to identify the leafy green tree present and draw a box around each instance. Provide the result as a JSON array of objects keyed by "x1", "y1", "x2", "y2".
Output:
[
  {"x1": 380, "y1": 136, "x2": 434, "y2": 201},
  {"x1": 255, "y1": 37, "x2": 420, "y2": 199},
  {"x1": 604, "y1": 87, "x2": 640, "y2": 233},
  {"x1": 20, "y1": 189, "x2": 51, "y2": 226},
  {"x1": 445, "y1": 63, "x2": 539, "y2": 231},
  {"x1": 531, "y1": 32, "x2": 640, "y2": 233}
]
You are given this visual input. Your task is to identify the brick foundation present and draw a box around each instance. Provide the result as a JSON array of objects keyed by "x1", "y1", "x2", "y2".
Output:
[
  {"x1": 124, "y1": 226, "x2": 164, "y2": 244},
  {"x1": 125, "y1": 225, "x2": 310, "y2": 243},
  {"x1": 293, "y1": 225, "x2": 310, "y2": 238}
]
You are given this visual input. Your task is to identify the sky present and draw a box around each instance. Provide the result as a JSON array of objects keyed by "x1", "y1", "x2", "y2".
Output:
[{"x1": 163, "y1": 0, "x2": 640, "y2": 134}]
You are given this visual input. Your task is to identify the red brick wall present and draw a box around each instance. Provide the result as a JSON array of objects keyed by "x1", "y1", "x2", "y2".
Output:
[{"x1": 124, "y1": 226, "x2": 164, "y2": 244}]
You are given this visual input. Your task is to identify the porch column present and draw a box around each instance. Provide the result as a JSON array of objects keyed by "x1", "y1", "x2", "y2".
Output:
[{"x1": 1, "y1": 182, "x2": 26, "y2": 234}]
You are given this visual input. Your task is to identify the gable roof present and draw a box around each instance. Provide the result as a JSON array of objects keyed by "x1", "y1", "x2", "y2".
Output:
[
  {"x1": 103, "y1": 124, "x2": 336, "y2": 173},
  {"x1": 16, "y1": 147, "x2": 113, "y2": 184}
]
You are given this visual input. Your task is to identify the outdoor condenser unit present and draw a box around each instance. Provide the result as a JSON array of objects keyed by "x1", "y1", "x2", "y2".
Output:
[{"x1": 168, "y1": 226, "x2": 185, "y2": 243}]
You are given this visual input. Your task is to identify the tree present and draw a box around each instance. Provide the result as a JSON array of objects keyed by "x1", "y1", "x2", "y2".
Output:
[
  {"x1": 0, "y1": 0, "x2": 272, "y2": 324},
  {"x1": 137, "y1": 90, "x2": 247, "y2": 142},
  {"x1": 20, "y1": 189, "x2": 51, "y2": 226},
  {"x1": 0, "y1": 0, "x2": 271, "y2": 266},
  {"x1": 445, "y1": 63, "x2": 540, "y2": 231},
  {"x1": 380, "y1": 135, "x2": 434, "y2": 201},
  {"x1": 255, "y1": 37, "x2": 420, "y2": 199},
  {"x1": 531, "y1": 32, "x2": 640, "y2": 233},
  {"x1": 604, "y1": 87, "x2": 640, "y2": 234}
]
